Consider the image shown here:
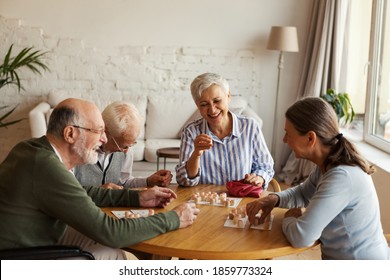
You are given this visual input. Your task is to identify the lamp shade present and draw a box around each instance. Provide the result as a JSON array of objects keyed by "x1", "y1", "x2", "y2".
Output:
[{"x1": 267, "y1": 26, "x2": 299, "y2": 52}]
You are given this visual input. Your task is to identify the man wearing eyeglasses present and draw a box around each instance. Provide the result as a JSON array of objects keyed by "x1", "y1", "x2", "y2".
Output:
[
  {"x1": 74, "y1": 101, "x2": 173, "y2": 190},
  {"x1": 0, "y1": 98, "x2": 199, "y2": 259}
]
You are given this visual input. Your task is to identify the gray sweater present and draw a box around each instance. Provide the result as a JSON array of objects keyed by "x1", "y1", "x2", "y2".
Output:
[
  {"x1": 74, "y1": 152, "x2": 125, "y2": 187},
  {"x1": 277, "y1": 165, "x2": 389, "y2": 259}
]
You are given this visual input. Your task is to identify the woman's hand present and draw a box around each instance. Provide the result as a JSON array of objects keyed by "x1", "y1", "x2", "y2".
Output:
[
  {"x1": 139, "y1": 186, "x2": 177, "y2": 208},
  {"x1": 186, "y1": 134, "x2": 213, "y2": 179},
  {"x1": 244, "y1": 173, "x2": 265, "y2": 186},
  {"x1": 246, "y1": 194, "x2": 279, "y2": 225},
  {"x1": 193, "y1": 134, "x2": 213, "y2": 157}
]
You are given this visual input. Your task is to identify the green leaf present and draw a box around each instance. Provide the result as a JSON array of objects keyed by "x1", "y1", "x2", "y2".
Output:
[
  {"x1": 1, "y1": 44, "x2": 50, "y2": 128},
  {"x1": 0, "y1": 105, "x2": 25, "y2": 128},
  {"x1": 0, "y1": 44, "x2": 50, "y2": 92},
  {"x1": 0, "y1": 105, "x2": 18, "y2": 121},
  {"x1": 0, "y1": 119, "x2": 24, "y2": 128},
  {"x1": 322, "y1": 88, "x2": 355, "y2": 126}
]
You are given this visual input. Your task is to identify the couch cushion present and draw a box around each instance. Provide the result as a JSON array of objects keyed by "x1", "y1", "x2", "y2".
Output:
[
  {"x1": 121, "y1": 95, "x2": 147, "y2": 139},
  {"x1": 132, "y1": 139, "x2": 145, "y2": 161},
  {"x1": 146, "y1": 95, "x2": 197, "y2": 139}
]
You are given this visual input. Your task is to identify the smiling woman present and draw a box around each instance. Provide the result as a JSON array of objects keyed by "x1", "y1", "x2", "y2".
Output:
[{"x1": 175, "y1": 72, "x2": 274, "y2": 188}]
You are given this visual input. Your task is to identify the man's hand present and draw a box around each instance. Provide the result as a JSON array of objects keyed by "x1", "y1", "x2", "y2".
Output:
[
  {"x1": 244, "y1": 173, "x2": 264, "y2": 186},
  {"x1": 246, "y1": 194, "x2": 279, "y2": 225},
  {"x1": 139, "y1": 186, "x2": 177, "y2": 208},
  {"x1": 147, "y1": 170, "x2": 173, "y2": 187},
  {"x1": 172, "y1": 203, "x2": 200, "y2": 228},
  {"x1": 101, "y1": 183, "x2": 123, "y2": 190}
]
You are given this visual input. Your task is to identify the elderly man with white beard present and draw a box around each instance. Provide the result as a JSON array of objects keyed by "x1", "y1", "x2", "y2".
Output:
[{"x1": 0, "y1": 98, "x2": 199, "y2": 259}]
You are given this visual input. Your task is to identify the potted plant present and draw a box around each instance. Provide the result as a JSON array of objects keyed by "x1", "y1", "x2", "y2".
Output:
[
  {"x1": 0, "y1": 44, "x2": 49, "y2": 128},
  {"x1": 321, "y1": 88, "x2": 355, "y2": 126}
]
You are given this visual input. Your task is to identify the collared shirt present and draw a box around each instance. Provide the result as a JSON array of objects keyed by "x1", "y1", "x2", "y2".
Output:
[{"x1": 175, "y1": 112, "x2": 274, "y2": 188}]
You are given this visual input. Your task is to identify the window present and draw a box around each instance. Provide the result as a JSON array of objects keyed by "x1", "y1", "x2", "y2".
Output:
[{"x1": 365, "y1": 0, "x2": 390, "y2": 153}]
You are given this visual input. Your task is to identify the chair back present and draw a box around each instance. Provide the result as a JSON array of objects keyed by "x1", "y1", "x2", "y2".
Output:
[{"x1": 268, "y1": 178, "x2": 281, "y2": 192}]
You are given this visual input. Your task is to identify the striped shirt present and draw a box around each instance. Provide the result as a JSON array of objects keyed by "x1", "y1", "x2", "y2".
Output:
[{"x1": 175, "y1": 112, "x2": 274, "y2": 188}]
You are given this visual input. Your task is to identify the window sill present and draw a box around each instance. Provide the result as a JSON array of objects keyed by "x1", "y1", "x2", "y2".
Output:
[{"x1": 342, "y1": 128, "x2": 390, "y2": 173}]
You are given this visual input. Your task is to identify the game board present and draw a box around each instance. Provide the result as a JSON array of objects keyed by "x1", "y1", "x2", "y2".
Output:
[{"x1": 224, "y1": 207, "x2": 274, "y2": 230}]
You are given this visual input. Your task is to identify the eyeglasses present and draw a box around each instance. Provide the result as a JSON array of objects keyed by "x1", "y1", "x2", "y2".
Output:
[
  {"x1": 71, "y1": 125, "x2": 105, "y2": 136},
  {"x1": 110, "y1": 134, "x2": 137, "y2": 153}
]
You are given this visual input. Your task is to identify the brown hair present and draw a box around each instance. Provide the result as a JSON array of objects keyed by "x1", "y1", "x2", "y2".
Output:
[{"x1": 285, "y1": 97, "x2": 374, "y2": 174}]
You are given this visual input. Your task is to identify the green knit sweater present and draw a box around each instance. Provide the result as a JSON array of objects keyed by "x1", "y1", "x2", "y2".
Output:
[{"x1": 0, "y1": 136, "x2": 179, "y2": 249}]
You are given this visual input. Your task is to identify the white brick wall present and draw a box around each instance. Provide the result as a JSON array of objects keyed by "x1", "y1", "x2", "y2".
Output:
[{"x1": 0, "y1": 15, "x2": 264, "y2": 162}]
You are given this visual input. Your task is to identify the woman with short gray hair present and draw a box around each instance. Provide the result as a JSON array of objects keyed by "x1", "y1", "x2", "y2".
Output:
[{"x1": 176, "y1": 72, "x2": 274, "y2": 188}]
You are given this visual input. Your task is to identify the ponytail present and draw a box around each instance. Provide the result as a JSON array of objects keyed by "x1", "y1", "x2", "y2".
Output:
[{"x1": 324, "y1": 134, "x2": 375, "y2": 174}]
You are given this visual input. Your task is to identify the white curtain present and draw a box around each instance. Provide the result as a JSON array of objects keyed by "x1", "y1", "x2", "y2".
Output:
[{"x1": 278, "y1": 0, "x2": 351, "y2": 186}]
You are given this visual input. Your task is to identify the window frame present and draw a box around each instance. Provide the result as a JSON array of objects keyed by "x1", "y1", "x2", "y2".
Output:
[{"x1": 364, "y1": 0, "x2": 390, "y2": 153}]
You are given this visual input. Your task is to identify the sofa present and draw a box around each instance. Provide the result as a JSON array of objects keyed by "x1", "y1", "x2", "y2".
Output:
[{"x1": 29, "y1": 91, "x2": 263, "y2": 180}]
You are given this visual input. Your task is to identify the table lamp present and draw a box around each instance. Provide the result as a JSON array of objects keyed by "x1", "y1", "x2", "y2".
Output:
[{"x1": 267, "y1": 26, "x2": 299, "y2": 157}]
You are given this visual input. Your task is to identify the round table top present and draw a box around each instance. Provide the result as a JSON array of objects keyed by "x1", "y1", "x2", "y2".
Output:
[
  {"x1": 156, "y1": 147, "x2": 180, "y2": 158},
  {"x1": 103, "y1": 184, "x2": 319, "y2": 259}
]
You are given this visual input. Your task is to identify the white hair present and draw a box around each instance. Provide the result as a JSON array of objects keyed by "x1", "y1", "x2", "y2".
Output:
[
  {"x1": 102, "y1": 101, "x2": 143, "y2": 138},
  {"x1": 190, "y1": 73, "x2": 230, "y2": 103}
]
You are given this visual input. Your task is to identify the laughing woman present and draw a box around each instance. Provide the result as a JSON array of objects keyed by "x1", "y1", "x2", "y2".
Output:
[{"x1": 175, "y1": 73, "x2": 274, "y2": 188}]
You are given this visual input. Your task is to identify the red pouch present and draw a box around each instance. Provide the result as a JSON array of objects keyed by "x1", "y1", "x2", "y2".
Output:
[{"x1": 226, "y1": 180, "x2": 263, "y2": 197}]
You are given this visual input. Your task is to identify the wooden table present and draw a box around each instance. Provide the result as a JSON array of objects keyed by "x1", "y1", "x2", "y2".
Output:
[
  {"x1": 156, "y1": 147, "x2": 180, "y2": 170},
  {"x1": 103, "y1": 184, "x2": 318, "y2": 260}
]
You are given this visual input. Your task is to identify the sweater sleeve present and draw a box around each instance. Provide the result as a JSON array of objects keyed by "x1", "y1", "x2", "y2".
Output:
[
  {"x1": 279, "y1": 168, "x2": 351, "y2": 248},
  {"x1": 34, "y1": 153, "x2": 180, "y2": 248},
  {"x1": 277, "y1": 167, "x2": 320, "y2": 209},
  {"x1": 82, "y1": 185, "x2": 140, "y2": 207}
]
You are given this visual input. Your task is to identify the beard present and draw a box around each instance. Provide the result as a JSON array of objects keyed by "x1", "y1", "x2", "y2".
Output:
[{"x1": 73, "y1": 135, "x2": 99, "y2": 165}]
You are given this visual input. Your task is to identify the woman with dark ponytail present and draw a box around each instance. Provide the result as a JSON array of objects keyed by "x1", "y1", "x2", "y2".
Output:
[{"x1": 246, "y1": 97, "x2": 389, "y2": 260}]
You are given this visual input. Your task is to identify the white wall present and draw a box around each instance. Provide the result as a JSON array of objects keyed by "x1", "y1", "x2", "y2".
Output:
[
  {"x1": 0, "y1": 0, "x2": 311, "y2": 168},
  {"x1": 0, "y1": 0, "x2": 312, "y2": 167},
  {"x1": 0, "y1": 0, "x2": 307, "y2": 49}
]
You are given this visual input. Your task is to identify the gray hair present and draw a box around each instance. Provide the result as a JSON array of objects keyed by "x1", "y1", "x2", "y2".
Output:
[
  {"x1": 47, "y1": 105, "x2": 79, "y2": 137},
  {"x1": 190, "y1": 73, "x2": 230, "y2": 103},
  {"x1": 102, "y1": 101, "x2": 143, "y2": 138}
]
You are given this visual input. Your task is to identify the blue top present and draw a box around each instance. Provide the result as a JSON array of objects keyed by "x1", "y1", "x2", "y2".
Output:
[
  {"x1": 175, "y1": 112, "x2": 274, "y2": 187},
  {"x1": 277, "y1": 165, "x2": 389, "y2": 260}
]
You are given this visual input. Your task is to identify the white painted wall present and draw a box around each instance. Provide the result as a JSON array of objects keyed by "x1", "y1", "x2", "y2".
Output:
[
  {"x1": 0, "y1": 0, "x2": 307, "y2": 49},
  {"x1": 0, "y1": 0, "x2": 312, "y2": 169}
]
